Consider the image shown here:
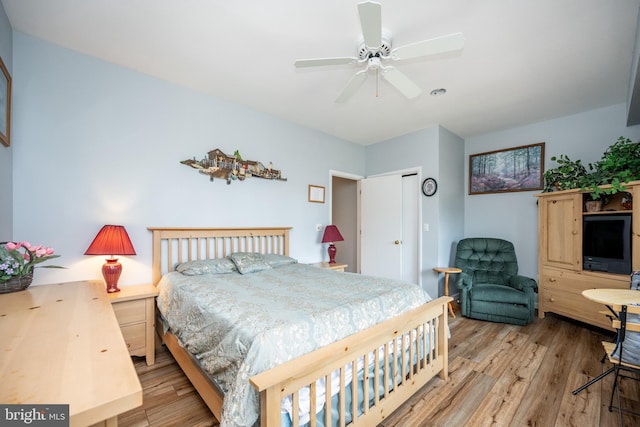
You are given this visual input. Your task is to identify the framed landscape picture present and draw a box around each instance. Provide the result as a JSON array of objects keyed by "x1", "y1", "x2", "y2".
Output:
[
  {"x1": 0, "y1": 56, "x2": 11, "y2": 147},
  {"x1": 469, "y1": 142, "x2": 545, "y2": 195}
]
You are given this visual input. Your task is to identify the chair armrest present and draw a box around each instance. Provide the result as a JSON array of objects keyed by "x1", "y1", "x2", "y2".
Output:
[
  {"x1": 508, "y1": 275, "x2": 538, "y2": 292},
  {"x1": 456, "y1": 271, "x2": 474, "y2": 290}
]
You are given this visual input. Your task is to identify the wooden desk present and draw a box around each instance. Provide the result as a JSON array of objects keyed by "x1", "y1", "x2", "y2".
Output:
[
  {"x1": 433, "y1": 267, "x2": 462, "y2": 318},
  {"x1": 0, "y1": 280, "x2": 142, "y2": 426}
]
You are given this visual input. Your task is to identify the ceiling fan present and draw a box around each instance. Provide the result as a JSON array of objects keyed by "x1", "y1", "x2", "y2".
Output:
[{"x1": 294, "y1": 1, "x2": 465, "y2": 103}]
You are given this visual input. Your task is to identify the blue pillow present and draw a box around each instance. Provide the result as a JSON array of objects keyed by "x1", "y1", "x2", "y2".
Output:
[
  {"x1": 262, "y1": 253, "x2": 298, "y2": 268},
  {"x1": 230, "y1": 252, "x2": 272, "y2": 274},
  {"x1": 176, "y1": 257, "x2": 237, "y2": 275}
]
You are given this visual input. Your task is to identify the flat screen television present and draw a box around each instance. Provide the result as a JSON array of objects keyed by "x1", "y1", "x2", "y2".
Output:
[{"x1": 582, "y1": 213, "x2": 632, "y2": 275}]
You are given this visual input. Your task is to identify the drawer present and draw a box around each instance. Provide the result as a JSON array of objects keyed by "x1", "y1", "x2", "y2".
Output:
[
  {"x1": 540, "y1": 268, "x2": 628, "y2": 295},
  {"x1": 541, "y1": 287, "x2": 611, "y2": 330},
  {"x1": 120, "y1": 322, "x2": 146, "y2": 354},
  {"x1": 540, "y1": 267, "x2": 627, "y2": 330},
  {"x1": 540, "y1": 271, "x2": 581, "y2": 296},
  {"x1": 112, "y1": 299, "x2": 146, "y2": 325}
]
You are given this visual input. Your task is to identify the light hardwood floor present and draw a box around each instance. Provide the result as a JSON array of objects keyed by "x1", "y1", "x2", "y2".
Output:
[{"x1": 119, "y1": 313, "x2": 640, "y2": 427}]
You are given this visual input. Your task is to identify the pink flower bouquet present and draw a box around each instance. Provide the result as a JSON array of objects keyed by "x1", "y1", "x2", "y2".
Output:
[{"x1": 0, "y1": 241, "x2": 63, "y2": 283}]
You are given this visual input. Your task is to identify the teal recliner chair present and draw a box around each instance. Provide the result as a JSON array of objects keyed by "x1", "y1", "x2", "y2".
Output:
[{"x1": 454, "y1": 238, "x2": 537, "y2": 326}]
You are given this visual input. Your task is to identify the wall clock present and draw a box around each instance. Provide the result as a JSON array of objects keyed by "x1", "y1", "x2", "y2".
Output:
[{"x1": 422, "y1": 178, "x2": 437, "y2": 197}]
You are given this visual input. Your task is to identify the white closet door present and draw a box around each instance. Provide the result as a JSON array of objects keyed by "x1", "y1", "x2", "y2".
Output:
[{"x1": 360, "y1": 174, "x2": 403, "y2": 280}]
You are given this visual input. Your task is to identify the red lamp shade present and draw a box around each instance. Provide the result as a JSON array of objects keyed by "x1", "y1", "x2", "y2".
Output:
[
  {"x1": 321, "y1": 225, "x2": 344, "y2": 264},
  {"x1": 85, "y1": 225, "x2": 136, "y2": 293}
]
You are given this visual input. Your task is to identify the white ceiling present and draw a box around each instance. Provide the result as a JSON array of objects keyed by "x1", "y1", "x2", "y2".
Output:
[{"x1": 2, "y1": 0, "x2": 640, "y2": 145}]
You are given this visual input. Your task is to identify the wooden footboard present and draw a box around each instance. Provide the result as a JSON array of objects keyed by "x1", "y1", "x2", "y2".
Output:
[
  {"x1": 250, "y1": 296, "x2": 451, "y2": 427},
  {"x1": 149, "y1": 227, "x2": 451, "y2": 426}
]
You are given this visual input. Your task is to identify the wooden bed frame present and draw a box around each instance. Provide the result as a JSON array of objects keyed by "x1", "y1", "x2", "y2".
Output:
[{"x1": 149, "y1": 226, "x2": 451, "y2": 427}]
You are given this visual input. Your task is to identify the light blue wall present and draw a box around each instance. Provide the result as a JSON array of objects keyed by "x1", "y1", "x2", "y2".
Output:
[
  {"x1": 464, "y1": 103, "x2": 640, "y2": 280},
  {"x1": 12, "y1": 32, "x2": 365, "y2": 286},
  {"x1": 10, "y1": 23, "x2": 640, "y2": 293},
  {"x1": 0, "y1": 2, "x2": 12, "y2": 241},
  {"x1": 364, "y1": 125, "x2": 465, "y2": 297},
  {"x1": 437, "y1": 126, "x2": 465, "y2": 277}
]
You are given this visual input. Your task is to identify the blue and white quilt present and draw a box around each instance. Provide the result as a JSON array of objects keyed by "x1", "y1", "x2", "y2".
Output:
[{"x1": 156, "y1": 257, "x2": 430, "y2": 427}]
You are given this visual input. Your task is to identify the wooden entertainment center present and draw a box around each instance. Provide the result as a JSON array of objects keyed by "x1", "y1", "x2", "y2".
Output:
[{"x1": 536, "y1": 181, "x2": 639, "y2": 330}]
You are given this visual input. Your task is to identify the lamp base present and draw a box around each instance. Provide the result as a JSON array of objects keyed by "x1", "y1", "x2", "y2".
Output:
[
  {"x1": 102, "y1": 258, "x2": 122, "y2": 293},
  {"x1": 328, "y1": 243, "x2": 337, "y2": 264}
]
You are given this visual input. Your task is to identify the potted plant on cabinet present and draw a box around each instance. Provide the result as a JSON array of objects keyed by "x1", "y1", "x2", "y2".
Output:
[
  {"x1": 543, "y1": 154, "x2": 587, "y2": 192},
  {"x1": 579, "y1": 166, "x2": 610, "y2": 211},
  {"x1": 578, "y1": 137, "x2": 640, "y2": 210}
]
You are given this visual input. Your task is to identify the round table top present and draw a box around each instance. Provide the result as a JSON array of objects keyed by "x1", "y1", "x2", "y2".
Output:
[
  {"x1": 582, "y1": 288, "x2": 640, "y2": 306},
  {"x1": 433, "y1": 267, "x2": 462, "y2": 274}
]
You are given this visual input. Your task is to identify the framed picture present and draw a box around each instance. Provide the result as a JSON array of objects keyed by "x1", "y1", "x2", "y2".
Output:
[
  {"x1": 0, "y1": 56, "x2": 10, "y2": 147},
  {"x1": 308, "y1": 185, "x2": 325, "y2": 203},
  {"x1": 469, "y1": 142, "x2": 545, "y2": 195}
]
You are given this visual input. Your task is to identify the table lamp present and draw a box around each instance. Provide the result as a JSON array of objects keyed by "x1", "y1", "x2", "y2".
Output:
[
  {"x1": 85, "y1": 225, "x2": 136, "y2": 293},
  {"x1": 321, "y1": 225, "x2": 344, "y2": 264}
]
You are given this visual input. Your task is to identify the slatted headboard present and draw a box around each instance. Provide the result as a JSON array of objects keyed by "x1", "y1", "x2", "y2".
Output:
[{"x1": 147, "y1": 227, "x2": 292, "y2": 285}]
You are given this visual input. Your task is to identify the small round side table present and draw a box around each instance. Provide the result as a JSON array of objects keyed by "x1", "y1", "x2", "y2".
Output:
[{"x1": 433, "y1": 267, "x2": 462, "y2": 318}]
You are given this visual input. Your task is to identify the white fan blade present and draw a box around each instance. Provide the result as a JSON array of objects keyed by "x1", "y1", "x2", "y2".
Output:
[
  {"x1": 390, "y1": 32, "x2": 465, "y2": 61},
  {"x1": 295, "y1": 57, "x2": 358, "y2": 68},
  {"x1": 358, "y1": 1, "x2": 382, "y2": 48},
  {"x1": 335, "y1": 70, "x2": 368, "y2": 103},
  {"x1": 382, "y1": 67, "x2": 422, "y2": 99}
]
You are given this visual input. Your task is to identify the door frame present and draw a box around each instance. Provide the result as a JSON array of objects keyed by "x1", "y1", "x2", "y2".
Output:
[
  {"x1": 331, "y1": 167, "x2": 422, "y2": 285},
  {"x1": 330, "y1": 170, "x2": 364, "y2": 273}
]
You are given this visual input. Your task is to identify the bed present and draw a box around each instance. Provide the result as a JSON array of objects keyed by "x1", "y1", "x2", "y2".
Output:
[{"x1": 149, "y1": 227, "x2": 451, "y2": 427}]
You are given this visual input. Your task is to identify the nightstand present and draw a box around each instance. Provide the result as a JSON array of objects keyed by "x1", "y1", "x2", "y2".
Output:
[
  {"x1": 108, "y1": 283, "x2": 159, "y2": 365},
  {"x1": 311, "y1": 262, "x2": 348, "y2": 272}
]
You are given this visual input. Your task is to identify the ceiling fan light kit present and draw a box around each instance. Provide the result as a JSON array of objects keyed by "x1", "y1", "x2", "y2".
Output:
[{"x1": 294, "y1": 1, "x2": 465, "y2": 103}]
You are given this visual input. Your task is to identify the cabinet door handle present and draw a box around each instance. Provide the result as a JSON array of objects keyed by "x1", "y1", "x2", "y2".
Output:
[
  {"x1": 549, "y1": 298, "x2": 555, "y2": 302},
  {"x1": 572, "y1": 230, "x2": 578, "y2": 235},
  {"x1": 394, "y1": 240, "x2": 400, "y2": 245},
  {"x1": 549, "y1": 278, "x2": 557, "y2": 282}
]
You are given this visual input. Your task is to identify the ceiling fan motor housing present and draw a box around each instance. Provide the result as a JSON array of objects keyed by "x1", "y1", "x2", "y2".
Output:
[{"x1": 358, "y1": 30, "x2": 392, "y2": 60}]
